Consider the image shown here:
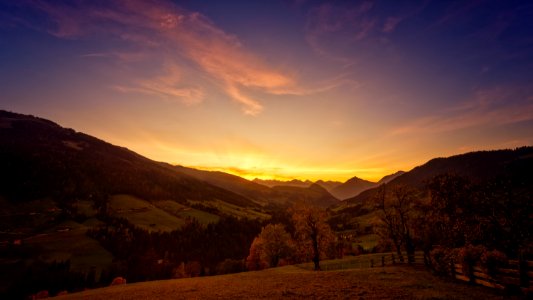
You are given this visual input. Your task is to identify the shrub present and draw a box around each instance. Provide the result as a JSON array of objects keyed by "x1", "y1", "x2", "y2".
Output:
[
  {"x1": 429, "y1": 246, "x2": 454, "y2": 275},
  {"x1": 110, "y1": 276, "x2": 127, "y2": 286},
  {"x1": 216, "y1": 259, "x2": 245, "y2": 275},
  {"x1": 481, "y1": 249, "x2": 508, "y2": 277},
  {"x1": 456, "y1": 244, "x2": 485, "y2": 278}
]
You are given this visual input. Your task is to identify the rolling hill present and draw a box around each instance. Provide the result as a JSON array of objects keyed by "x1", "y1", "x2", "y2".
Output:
[
  {"x1": 329, "y1": 176, "x2": 376, "y2": 200},
  {"x1": 176, "y1": 166, "x2": 339, "y2": 208},
  {"x1": 0, "y1": 110, "x2": 256, "y2": 209},
  {"x1": 253, "y1": 178, "x2": 313, "y2": 188},
  {"x1": 58, "y1": 264, "x2": 503, "y2": 300},
  {"x1": 345, "y1": 147, "x2": 533, "y2": 205}
]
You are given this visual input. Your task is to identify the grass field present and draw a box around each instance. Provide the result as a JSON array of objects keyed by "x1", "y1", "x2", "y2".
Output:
[
  {"x1": 59, "y1": 265, "x2": 508, "y2": 299},
  {"x1": 153, "y1": 200, "x2": 220, "y2": 225},
  {"x1": 188, "y1": 199, "x2": 271, "y2": 220},
  {"x1": 352, "y1": 233, "x2": 381, "y2": 251},
  {"x1": 23, "y1": 220, "x2": 113, "y2": 274},
  {"x1": 109, "y1": 195, "x2": 186, "y2": 232}
]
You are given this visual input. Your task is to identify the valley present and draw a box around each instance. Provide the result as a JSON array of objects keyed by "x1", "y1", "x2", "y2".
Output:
[{"x1": 0, "y1": 110, "x2": 532, "y2": 299}]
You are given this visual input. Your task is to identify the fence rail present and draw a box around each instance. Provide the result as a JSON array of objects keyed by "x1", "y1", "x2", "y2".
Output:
[
  {"x1": 449, "y1": 259, "x2": 533, "y2": 294},
  {"x1": 296, "y1": 251, "x2": 425, "y2": 271},
  {"x1": 296, "y1": 252, "x2": 533, "y2": 295}
]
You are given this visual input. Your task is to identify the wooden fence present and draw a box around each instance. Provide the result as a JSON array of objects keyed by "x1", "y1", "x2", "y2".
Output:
[
  {"x1": 296, "y1": 251, "x2": 425, "y2": 271},
  {"x1": 297, "y1": 252, "x2": 533, "y2": 295},
  {"x1": 449, "y1": 258, "x2": 533, "y2": 294}
]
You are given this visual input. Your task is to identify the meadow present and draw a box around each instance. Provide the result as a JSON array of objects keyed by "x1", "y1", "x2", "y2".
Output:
[{"x1": 59, "y1": 264, "x2": 508, "y2": 300}]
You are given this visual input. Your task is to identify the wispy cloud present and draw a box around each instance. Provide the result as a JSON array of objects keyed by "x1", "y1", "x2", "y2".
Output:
[
  {"x1": 305, "y1": 1, "x2": 426, "y2": 63},
  {"x1": 390, "y1": 86, "x2": 533, "y2": 135},
  {"x1": 16, "y1": 0, "x2": 305, "y2": 115},
  {"x1": 305, "y1": 1, "x2": 375, "y2": 63},
  {"x1": 115, "y1": 64, "x2": 205, "y2": 106},
  {"x1": 382, "y1": 17, "x2": 403, "y2": 33}
]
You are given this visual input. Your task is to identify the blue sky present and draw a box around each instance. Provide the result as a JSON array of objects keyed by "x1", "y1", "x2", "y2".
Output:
[{"x1": 1, "y1": 0, "x2": 532, "y2": 181}]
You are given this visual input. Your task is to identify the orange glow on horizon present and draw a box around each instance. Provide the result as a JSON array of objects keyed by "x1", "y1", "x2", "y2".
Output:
[{"x1": 185, "y1": 165, "x2": 390, "y2": 183}]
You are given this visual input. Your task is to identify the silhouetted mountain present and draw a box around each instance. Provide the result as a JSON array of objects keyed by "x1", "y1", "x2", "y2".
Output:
[
  {"x1": 377, "y1": 171, "x2": 405, "y2": 184},
  {"x1": 314, "y1": 180, "x2": 342, "y2": 192},
  {"x1": 269, "y1": 183, "x2": 339, "y2": 208},
  {"x1": 177, "y1": 166, "x2": 339, "y2": 208},
  {"x1": 330, "y1": 176, "x2": 377, "y2": 200},
  {"x1": 0, "y1": 110, "x2": 256, "y2": 208},
  {"x1": 174, "y1": 166, "x2": 271, "y2": 203},
  {"x1": 252, "y1": 178, "x2": 312, "y2": 188},
  {"x1": 346, "y1": 148, "x2": 533, "y2": 204}
]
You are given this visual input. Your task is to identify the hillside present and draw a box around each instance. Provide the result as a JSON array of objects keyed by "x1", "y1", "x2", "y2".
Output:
[
  {"x1": 0, "y1": 110, "x2": 256, "y2": 209},
  {"x1": 269, "y1": 183, "x2": 339, "y2": 208},
  {"x1": 315, "y1": 180, "x2": 342, "y2": 191},
  {"x1": 175, "y1": 166, "x2": 271, "y2": 202},
  {"x1": 328, "y1": 147, "x2": 533, "y2": 238},
  {"x1": 59, "y1": 265, "x2": 503, "y2": 300},
  {"x1": 377, "y1": 171, "x2": 405, "y2": 184},
  {"x1": 345, "y1": 147, "x2": 533, "y2": 205},
  {"x1": 329, "y1": 176, "x2": 376, "y2": 200},
  {"x1": 253, "y1": 178, "x2": 313, "y2": 188},
  {"x1": 177, "y1": 166, "x2": 339, "y2": 208}
]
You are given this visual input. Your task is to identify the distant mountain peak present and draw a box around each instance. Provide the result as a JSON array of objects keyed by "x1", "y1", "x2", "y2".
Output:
[
  {"x1": 377, "y1": 171, "x2": 405, "y2": 184},
  {"x1": 344, "y1": 176, "x2": 374, "y2": 184}
]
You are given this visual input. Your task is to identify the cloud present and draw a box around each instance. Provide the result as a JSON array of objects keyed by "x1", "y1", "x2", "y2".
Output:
[
  {"x1": 305, "y1": 1, "x2": 375, "y2": 63},
  {"x1": 390, "y1": 86, "x2": 533, "y2": 135},
  {"x1": 382, "y1": 17, "x2": 402, "y2": 33},
  {"x1": 17, "y1": 0, "x2": 301, "y2": 115},
  {"x1": 115, "y1": 64, "x2": 205, "y2": 106}
]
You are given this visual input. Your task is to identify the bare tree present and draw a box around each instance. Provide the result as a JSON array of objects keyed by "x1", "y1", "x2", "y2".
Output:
[{"x1": 377, "y1": 185, "x2": 417, "y2": 263}]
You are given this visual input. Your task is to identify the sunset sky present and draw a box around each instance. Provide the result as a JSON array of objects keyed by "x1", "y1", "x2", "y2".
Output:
[{"x1": 1, "y1": 0, "x2": 532, "y2": 182}]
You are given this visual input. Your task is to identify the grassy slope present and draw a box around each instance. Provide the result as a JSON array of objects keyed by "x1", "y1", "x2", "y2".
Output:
[
  {"x1": 23, "y1": 220, "x2": 113, "y2": 273},
  {"x1": 109, "y1": 195, "x2": 227, "y2": 231},
  {"x1": 188, "y1": 199, "x2": 271, "y2": 220},
  {"x1": 153, "y1": 200, "x2": 220, "y2": 225},
  {"x1": 60, "y1": 265, "x2": 505, "y2": 300},
  {"x1": 109, "y1": 195, "x2": 186, "y2": 232}
]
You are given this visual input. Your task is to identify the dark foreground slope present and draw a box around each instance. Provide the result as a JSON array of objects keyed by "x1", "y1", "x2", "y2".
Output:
[
  {"x1": 0, "y1": 110, "x2": 255, "y2": 208},
  {"x1": 346, "y1": 147, "x2": 533, "y2": 205},
  {"x1": 60, "y1": 265, "x2": 504, "y2": 300},
  {"x1": 176, "y1": 166, "x2": 340, "y2": 208}
]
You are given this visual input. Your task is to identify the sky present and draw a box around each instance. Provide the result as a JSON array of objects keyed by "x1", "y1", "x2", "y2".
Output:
[{"x1": 1, "y1": 0, "x2": 532, "y2": 182}]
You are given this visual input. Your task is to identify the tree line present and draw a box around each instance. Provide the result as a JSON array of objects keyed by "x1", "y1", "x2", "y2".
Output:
[{"x1": 375, "y1": 171, "x2": 532, "y2": 274}]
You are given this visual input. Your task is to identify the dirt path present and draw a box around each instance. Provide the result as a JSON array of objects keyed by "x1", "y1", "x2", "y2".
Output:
[{"x1": 60, "y1": 265, "x2": 512, "y2": 299}]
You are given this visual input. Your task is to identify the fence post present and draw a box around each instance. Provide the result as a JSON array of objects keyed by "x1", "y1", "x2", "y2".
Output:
[
  {"x1": 519, "y1": 252, "x2": 529, "y2": 288},
  {"x1": 382, "y1": 256, "x2": 385, "y2": 267},
  {"x1": 392, "y1": 254, "x2": 395, "y2": 264},
  {"x1": 450, "y1": 259, "x2": 456, "y2": 278},
  {"x1": 371, "y1": 259, "x2": 374, "y2": 268}
]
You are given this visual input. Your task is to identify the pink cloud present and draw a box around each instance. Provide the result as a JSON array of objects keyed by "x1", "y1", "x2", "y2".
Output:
[
  {"x1": 382, "y1": 17, "x2": 402, "y2": 33},
  {"x1": 305, "y1": 2, "x2": 376, "y2": 63},
  {"x1": 21, "y1": 0, "x2": 302, "y2": 115},
  {"x1": 390, "y1": 86, "x2": 533, "y2": 135}
]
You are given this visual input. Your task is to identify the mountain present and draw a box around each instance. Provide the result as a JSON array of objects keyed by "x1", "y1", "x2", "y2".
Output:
[
  {"x1": 0, "y1": 110, "x2": 257, "y2": 209},
  {"x1": 269, "y1": 183, "x2": 339, "y2": 208},
  {"x1": 314, "y1": 180, "x2": 343, "y2": 192},
  {"x1": 377, "y1": 171, "x2": 405, "y2": 184},
  {"x1": 174, "y1": 165, "x2": 271, "y2": 203},
  {"x1": 329, "y1": 176, "x2": 377, "y2": 200},
  {"x1": 177, "y1": 166, "x2": 339, "y2": 208},
  {"x1": 346, "y1": 148, "x2": 533, "y2": 205},
  {"x1": 253, "y1": 178, "x2": 312, "y2": 188},
  {"x1": 253, "y1": 173, "x2": 408, "y2": 201}
]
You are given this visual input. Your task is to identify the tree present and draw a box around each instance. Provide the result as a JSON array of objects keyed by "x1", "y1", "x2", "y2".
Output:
[
  {"x1": 246, "y1": 224, "x2": 294, "y2": 270},
  {"x1": 426, "y1": 174, "x2": 473, "y2": 248},
  {"x1": 292, "y1": 206, "x2": 335, "y2": 270},
  {"x1": 376, "y1": 184, "x2": 418, "y2": 263}
]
